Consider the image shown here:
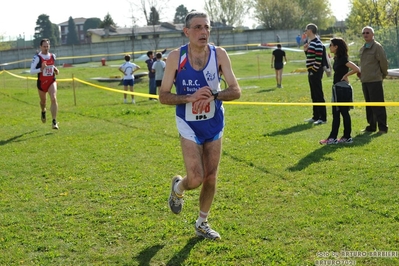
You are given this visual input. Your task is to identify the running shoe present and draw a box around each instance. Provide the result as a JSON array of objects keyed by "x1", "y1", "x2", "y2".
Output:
[
  {"x1": 338, "y1": 137, "x2": 353, "y2": 143},
  {"x1": 361, "y1": 126, "x2": 376, "y2": 133},
  {"x1": 304, "y1": 118, "x2": 316, "y2": 123},
  {"x1": 319, "y1": 138, "x2": 338, "y2": 145},
  {"x1": 52, "y1": 120, "x2": 59, "y2": 130},
  {"x1": 195, "y1": 221, "x2": 221, "y2": 240},
  {"x1": 168, "y1": 175, "x2": 183, "y2": 214},
  {"x1": 41, "y1": 111, "x2": 46, "y2": 123},
  {"x1": 314, "y1": 119, "x2": 327, "y2": 125}
]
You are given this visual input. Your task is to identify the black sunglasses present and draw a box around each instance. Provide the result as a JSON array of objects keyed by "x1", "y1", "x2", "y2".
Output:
[{"x1": 362, "y1": 32, "x2": 370, "y2": 34}]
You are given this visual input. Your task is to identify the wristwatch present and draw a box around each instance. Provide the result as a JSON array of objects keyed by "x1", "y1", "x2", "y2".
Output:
[{"x1": 212, "y1": 91, "x2": 219, "y2": 100}]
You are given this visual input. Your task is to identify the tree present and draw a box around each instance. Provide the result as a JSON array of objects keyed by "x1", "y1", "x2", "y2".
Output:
[
  {"x1": 66, "y1": 17, "x2": 80, "y2": 45},
  {"x1": 136, "y1": 0, "x2": 166, "y2": 25},
  {"x1": 253, "y1": 0, "x2": 302, "y2": 29},
  {"x1": 296, "y1": 0, "x2": 335, "y2": 29},
  {"x1": 252, "y1": 0, "x2": 334, "y2": 30},
  {"x1": 174, "y1": 5, "x2": 189, "y2": 24},
  {"x1": 128, "y1": 0, "x2": 170, "y2": 51},
  {"x1": 148, "y1": 6, "x2": 160, "y2": 25},
  {"x1": 83, "y1": 18, "x2": 102, "y2": 32},
  {"x1": 205, "y1": 0, "x2": 248, "y2": 27},
  {"x1": 347, "y1": 0, "x2": 399, "y2": 68},
  {"x1": 100, "y1": 13, "x2": 116, "y2": 28},
  {"x1": 0, "y1": 35, "x2": 11, "y2": 51},
  {"x1": 33, "y1": 14, "x2": 58, "y2": 48},
  {"x1": 204, "y1": 0, "x2": 248, "y2": 45},
  {"x1": 52, "y1": 23, "x2": 60, "y2": 45},
  {"x1": 345, "y1": 0, "x2": 396, "y2": 29}
]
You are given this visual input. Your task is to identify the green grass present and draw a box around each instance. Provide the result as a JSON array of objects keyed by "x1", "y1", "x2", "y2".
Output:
[{"x1": 1, "y1": 48, "x2": 399, "y2": 265}]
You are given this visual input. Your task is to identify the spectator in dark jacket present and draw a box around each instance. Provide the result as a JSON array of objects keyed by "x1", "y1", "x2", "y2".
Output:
[{"x1": 145, "y1": 51, "x2": 157, "y2": 100}]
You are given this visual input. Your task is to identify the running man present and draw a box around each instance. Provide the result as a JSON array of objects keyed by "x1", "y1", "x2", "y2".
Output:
[
  {"x1": 30, "y1": 39, "x2": 60, "y2": 129},
  {"x1": 159, "y1": 11, "x2": 241, "y2": 240}
]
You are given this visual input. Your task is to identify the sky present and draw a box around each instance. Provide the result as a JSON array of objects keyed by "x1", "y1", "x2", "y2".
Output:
[{"x1": 0, "y1": 0, "x2": 350, "y2": 40}]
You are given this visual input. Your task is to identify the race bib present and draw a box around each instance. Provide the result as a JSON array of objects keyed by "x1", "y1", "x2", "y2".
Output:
[
  {"x1": 43, "y1": 66, "x2": 54, "y2": 77},
  {"x1": 185, "y1": 101, "x2": 215, "y2": 121}
]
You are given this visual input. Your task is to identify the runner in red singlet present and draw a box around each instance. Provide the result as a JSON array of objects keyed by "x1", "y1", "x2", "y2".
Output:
[{"x1": 30, "y1": 39, "x2": 60, "y2": 129}]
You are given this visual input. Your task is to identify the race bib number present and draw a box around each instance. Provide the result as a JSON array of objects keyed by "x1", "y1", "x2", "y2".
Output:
[
  {"x1": 185, "y1": 101, "x2": 215, "y2": 121},
  {"x1": 43, "y1": 66, "x2": 54, "y2": 77}
]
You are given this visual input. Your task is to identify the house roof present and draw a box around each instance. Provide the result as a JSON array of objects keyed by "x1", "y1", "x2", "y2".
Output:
[
  {"x1": 87, "y1": 23, "x2": 185, "y2": 37},
  {"x1": 58, "y1": 17, "x2": 87, "y2": 26}
]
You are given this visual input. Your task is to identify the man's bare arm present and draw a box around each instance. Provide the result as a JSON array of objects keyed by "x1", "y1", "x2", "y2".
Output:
[{"x1": 216, "y1": 47, "x2": 241, "y2": 101}]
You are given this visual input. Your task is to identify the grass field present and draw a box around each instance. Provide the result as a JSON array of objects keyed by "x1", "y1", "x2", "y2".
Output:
[{"x1": 1, "y1": 47, "x2": 398, "y2": 265}]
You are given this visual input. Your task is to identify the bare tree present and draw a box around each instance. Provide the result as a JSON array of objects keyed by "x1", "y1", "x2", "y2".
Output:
[
  {"x1": 128, "y1": 0, "x2": 170, "y2": 52},
  {"x1": 128, "y1": 2, "x2": 140, "y2": 61}
]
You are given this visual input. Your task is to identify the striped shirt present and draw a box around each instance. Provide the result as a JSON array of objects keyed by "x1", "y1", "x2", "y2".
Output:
[{"x1": 306, "y1": 37, "x2": 323, "y2": 72}]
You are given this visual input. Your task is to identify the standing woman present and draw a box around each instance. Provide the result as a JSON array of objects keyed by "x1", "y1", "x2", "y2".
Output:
[{"x1": 319, "y1": 37, "x2": 360, "y2": 145}]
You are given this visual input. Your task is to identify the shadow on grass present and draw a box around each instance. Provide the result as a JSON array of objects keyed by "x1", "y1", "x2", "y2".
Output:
[
  {"x1": 257, "y1": 88, "x2": 276, "y2": 93},
  {"x1": 0, "y1": 130, "x2": 39, "y2": 146},
  {"x1": 0, "y1": 91, "x2": 33, "y2": 106},
  {"x1": 165, "y1": 237, "x2": 204, "y2": 266},
  {"x1": 223, "y1": 150, "x2": 271, "y2": 174},
  {"x1": 264, "y1": 123, "x2": 313, "y2": 136},
  {"x1": 288, "y1": 132, "x2": 383, "y2": 172},
  {"x1": 134, "y1": 244, "x2": 164, "y2": 266},
  {"x1": 132, "y1": 237, "x2": 203, "y2": 266}
]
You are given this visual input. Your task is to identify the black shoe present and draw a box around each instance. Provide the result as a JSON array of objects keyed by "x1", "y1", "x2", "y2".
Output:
[
  {"x1": 41, "y1": 111, "x2": 46, "y2": 123},
  {"x1": 52, "y1": 119, "x2": 59, "y2": 130},
  {"x1": 361, "y1": 126, "x2": 376, "y2": 133}
]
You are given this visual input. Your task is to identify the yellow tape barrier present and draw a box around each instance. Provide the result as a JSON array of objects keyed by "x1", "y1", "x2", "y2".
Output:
[
  {"x1": 3, "y1": 70, "x2": 73, "y2": 82},
  {"x1": 224, "y1": 101, "x2": 398, "y2": 107},
  {"x1": 2, "y1": 70, "x2": 399, "y2": 106},
  {"x1": 1, "y1": 70, "x2": 157, "y2": 98},
  {"x1": 73, "y1": 77, "x2": 158, "y2": 98}
]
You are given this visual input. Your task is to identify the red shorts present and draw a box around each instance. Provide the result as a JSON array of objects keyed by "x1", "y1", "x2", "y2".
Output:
[{"x1": 37, "y1": 79, "x2": 56, "y2": 92}]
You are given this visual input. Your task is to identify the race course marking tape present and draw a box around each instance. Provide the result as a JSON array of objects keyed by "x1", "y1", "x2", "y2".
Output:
[{"x1": 2, "y1": 70, "x2": 398, "y2": 106}]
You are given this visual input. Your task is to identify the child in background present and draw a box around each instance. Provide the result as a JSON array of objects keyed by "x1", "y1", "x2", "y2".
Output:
[{"x1": 119, "y1": 54, "x2": 140, "y2": 104}]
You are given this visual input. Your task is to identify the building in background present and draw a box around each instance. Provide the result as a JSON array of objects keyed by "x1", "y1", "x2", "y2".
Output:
[
  {"x1": 58, "y1": 17, "x2": 87, "y2": 45},
  {"x1": 86, "y1": 22, "x2": 185, "y2": 44}
]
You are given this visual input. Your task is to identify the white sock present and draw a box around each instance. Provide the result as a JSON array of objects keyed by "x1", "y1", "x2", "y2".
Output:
[
  {"x1": 174, "y1": 180, "x2": 184, "y2": 196},
  {"x1": 196, "y1": 211, "x2": 208, "y2": 227}
]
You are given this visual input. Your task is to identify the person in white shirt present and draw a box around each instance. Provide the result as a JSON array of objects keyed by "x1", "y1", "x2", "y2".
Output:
[{"x1": 119, "y1": 54, "x2": 140, "y2": 104}]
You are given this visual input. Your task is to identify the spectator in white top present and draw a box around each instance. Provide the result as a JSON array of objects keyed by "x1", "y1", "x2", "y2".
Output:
[{"x1": 119, "y1": 54, "x2": 140, "y2": 104}]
